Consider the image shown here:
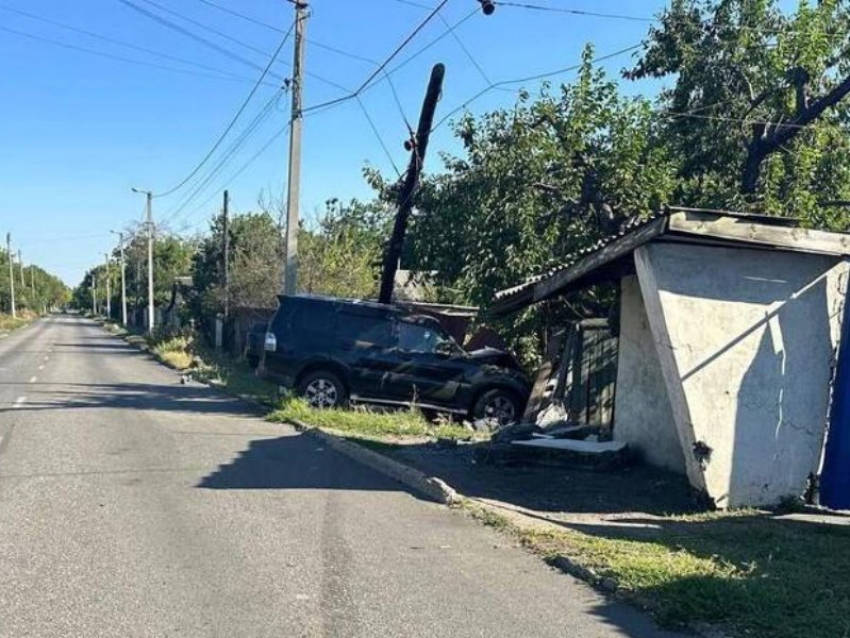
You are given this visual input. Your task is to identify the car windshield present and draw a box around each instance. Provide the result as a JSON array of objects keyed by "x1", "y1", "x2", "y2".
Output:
[{"x1": 397, "y1": 321, "x2": 462, "y2": 355}]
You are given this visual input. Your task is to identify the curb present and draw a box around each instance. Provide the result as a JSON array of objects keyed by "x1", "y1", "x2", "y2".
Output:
[{"x1": 287, "y1": 419, "x2": 460, "y2": 505}]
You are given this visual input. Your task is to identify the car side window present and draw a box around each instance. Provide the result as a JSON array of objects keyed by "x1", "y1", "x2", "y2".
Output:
[
  {"x1": 397, "y1": 322, "x2": 440, "y2": 354},
  {"x1": 338, "y1": 314, "x2": 394, "y2": 348}
]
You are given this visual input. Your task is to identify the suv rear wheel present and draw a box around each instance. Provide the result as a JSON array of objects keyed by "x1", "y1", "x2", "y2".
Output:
[
  {"x1": 473, "y1": 388, "x2": 522, "y2": 428},
  {"x1": 297, "y1": 370, "x2": 348, "y2": 409}
]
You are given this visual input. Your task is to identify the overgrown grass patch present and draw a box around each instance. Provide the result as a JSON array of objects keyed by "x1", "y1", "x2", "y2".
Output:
[
  {"x1": 0, "y1": 313, "x2": 31, "y2": 332},
  {"x1": 464, "y1": 502, "x2": 850, "y2": 638},
  {"x1": 150, "y1": 335, "x2": 194, "y2": 370},
  {"x1": 269, "y1": 397, "x2": 473, "y2": 440}
]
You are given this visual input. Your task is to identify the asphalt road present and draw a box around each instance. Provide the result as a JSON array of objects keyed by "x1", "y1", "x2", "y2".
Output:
[{"x1": 0, "y1": 317, "x2": 680, "y2": 638}]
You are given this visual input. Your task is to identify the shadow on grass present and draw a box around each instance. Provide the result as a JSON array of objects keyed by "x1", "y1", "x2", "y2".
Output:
[{"x1": 543, "y1": 513, "x2": 850, "y2": 638}]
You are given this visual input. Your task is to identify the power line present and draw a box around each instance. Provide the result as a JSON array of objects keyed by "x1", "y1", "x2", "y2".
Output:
[
  {"x1": 125, "y1": 0, "x2": 352, "y2": 93},
  {"x1": 430, "y1": 42, "x2": 645, "y2": 132},
  {"x1": 151, "y1": 21, "x2": 295, "y2": 199},
  {"x1": 177, "y1": 122, "x2": 294, "y2": 227},
  {"x1": 302, "y1": 0, "x2": 451, "y2": 115},
  {"x1": 0, "y1": 24, "x2": 265, "y2": 84},
  {"x1": 357, "y1": 97, "x2": 402, "y2": 176},
  {"x1": 189, "y1": 0, "x2": 378, "y2": 65},
  {"x1": 166, "y1": 92, "x2": 284, "y2": 222},
  {"x1": 118, "y1": 0, "x2": 282, "y2": 79},
  {"x1": 0, "y1": 3, "x2": 269, "y2": 85},
  {"x1": 495, "y1": 2, "x2": 653, "y2": 23}
]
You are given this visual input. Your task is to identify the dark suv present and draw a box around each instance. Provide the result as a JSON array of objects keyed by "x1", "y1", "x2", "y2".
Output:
[{"x1": 261, "y1": 295, "x2": 529, "y2": 424}]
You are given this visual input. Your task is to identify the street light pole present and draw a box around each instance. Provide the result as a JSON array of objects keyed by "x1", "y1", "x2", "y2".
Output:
[
  {"x1": 6, "y1": 233, "x2": 15, "y2": 318},
  {"x1": 111, "y1": 230, "x2": 127, "y2": 326},
  {"x1": 132, "y1": 188, "x2": 155, "y2": 334},
  {"x1": 104, "y1": 252, "x2": 111, "y2": 320}
]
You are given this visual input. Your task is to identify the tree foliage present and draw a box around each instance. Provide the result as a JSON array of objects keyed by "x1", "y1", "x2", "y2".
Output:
[{"x1": 629, "y1": 0, "x2": 850, "y2": 223}]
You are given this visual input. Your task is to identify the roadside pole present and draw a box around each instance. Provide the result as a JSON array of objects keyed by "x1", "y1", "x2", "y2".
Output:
[
  {"x1": 146, "y1": 192, "x2": 155, "y2": 333},
  {"x1": 132, "y1": 187, "x2": 156, "y2": 334},
  {"x1": 283, "y1": 1, "x2": 307, "y2": 295},
  {"x1": 6, "y1": 233, "x2": 15, "y2": 318},
  {"x1": 92, "y1": 276, "x2": 97, "y2": 316},
  {"x1": 30, "y1": 266, "x2": 35, "y2": 310},
  {"x1": 378, "y1": 64, "x2": 445, "y2": 304},
  {"x1": 104, "y1": 253, "x2": 111, "y2": 320},
  {"x1": 119, "y1": 233, "x2": 127, "y2": 326},
  {"x1": 223, "y1": 189, "x2": 230, "y2": 319}
]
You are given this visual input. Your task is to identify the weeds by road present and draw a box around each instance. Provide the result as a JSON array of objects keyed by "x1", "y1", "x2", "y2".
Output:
[
  {"x1": 465, "y1": 502, "x2": 850, "y2": 638},
  {"x1": 269, "y1": 397, "x2": 474, "y2": 441}
]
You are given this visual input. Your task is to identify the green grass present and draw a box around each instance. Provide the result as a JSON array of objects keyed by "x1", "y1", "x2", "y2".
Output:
[
  {"x1": 269, "y1": 397, "x2": 473, "y2": 440},
  {"x1": 150, "y1": 335, "x2": 194, "y2": 370},
  {"x1": 464, "y1": 502, "x2": 850, "y2": 638},
  {"x1": 0, "y1": 314, "x2": 30, "y2": 332}
]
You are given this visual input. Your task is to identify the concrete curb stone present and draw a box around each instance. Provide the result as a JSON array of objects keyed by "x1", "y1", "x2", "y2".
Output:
[{"x1": 287, "y1": 419, "x2": 461, "y2": 506}]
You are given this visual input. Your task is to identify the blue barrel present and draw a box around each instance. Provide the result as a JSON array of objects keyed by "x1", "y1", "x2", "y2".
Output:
[{"x1": 821, "y1": 299, "x2": 850, "y2": 510}]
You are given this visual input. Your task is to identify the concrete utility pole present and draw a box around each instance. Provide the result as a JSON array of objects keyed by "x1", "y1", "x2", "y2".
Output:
[
  {"x1": 30, "y1": 266, "x2": 35, "y2": 309},
  {"x1": 132, "y1": 188, "x2": 155, "y2": 334},
  {"x1": 283, "y1": 1, "x2": 308, "y2": 295},
  {"x1": 104, "y1": 253, "x2": 111, "y2": 319},
  {"x1": 6, "y1": 233, "x2": 15, "y2": 318},
  {"x1": 223, "y1": 189, "x2": 230, "y2": 318},
  {"x1": 378, "y1": 63, "x2": 445, "y2": 305},
  {"x1": 17, "y1": 250, "x2": 24, "y2": 288},
  {"x1": 111, "y1": 231, "x2": 128, "y2": 326}
]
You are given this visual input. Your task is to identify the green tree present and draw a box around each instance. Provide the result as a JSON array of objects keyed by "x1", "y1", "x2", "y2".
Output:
[{"x1": 628, "y1": 0, "x2": 850, "y2": 225}]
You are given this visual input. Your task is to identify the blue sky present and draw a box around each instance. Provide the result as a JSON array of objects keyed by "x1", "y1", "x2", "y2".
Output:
[{"x1": 1, "y1": 0, "x2": 673, "y2": 285}]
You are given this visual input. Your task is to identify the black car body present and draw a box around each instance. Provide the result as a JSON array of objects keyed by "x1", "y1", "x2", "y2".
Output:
[{"x1": 260, "y1": 295, "x2": 529, "y2": 423}]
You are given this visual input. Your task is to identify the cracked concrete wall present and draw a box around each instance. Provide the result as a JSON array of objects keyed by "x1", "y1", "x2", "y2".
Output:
[
  {"x1": 635, "y1": 243, "x2": 849, "y2": 508},
  {"x1": 613, "y1": 275, "x2": 685, "y2": 473}
]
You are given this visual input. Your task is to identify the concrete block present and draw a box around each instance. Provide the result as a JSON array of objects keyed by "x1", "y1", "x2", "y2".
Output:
[{"x1": 636, "y1": 243, "x2": 849, "y2": 507}]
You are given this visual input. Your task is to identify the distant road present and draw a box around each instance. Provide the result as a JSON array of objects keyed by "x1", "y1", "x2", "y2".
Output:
[{"x1": 0, "y1": 316, "x2": 678, "y2": 638}]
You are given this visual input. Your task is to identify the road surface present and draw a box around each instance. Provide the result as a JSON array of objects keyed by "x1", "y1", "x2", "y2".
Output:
[{"x1": 0, "y1": 317, "x2": 678, "y2": 638}]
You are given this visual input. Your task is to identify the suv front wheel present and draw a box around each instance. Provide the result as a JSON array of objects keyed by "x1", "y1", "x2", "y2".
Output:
[
  {"x1": 472, "y1": 388, "x2": 522, "y2": 428},
  {"x1": 297, "y1": 370, "x2": 348, "y2": 409}
]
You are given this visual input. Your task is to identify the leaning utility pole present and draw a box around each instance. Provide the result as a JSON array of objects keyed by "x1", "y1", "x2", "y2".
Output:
[
  {"x1": 6, "y1": 233, "x2": 15, "y2": 318},
  {"x1": 222, "y1": 189, "x2": 230, "y2": 318},
  {"x1": 104, "y1": 253, "x2": 112, "y2": 319},
  {"x1": 378, "y1": 63, "x2": 445, "y2": 304},
  {"x1": 283, "y1": 1, "x2": 308, "y2": 295}
]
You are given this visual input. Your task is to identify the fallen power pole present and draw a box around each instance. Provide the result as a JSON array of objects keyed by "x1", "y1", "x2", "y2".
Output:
[{"x1": 378, "y1": 63, "x2": 445, "y2": 305}]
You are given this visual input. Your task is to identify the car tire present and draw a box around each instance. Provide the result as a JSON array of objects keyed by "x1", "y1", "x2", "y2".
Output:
[
  {"x1": 297, "y1": 370, "x2": 348, "y2": 409},
  {"x1": 472, "y1": 388, "x2": 522, "y2": 428}
]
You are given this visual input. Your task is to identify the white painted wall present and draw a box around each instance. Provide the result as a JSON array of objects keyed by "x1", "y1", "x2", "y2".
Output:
[
  {"x1": 636, "y1": 243, "x2": 849, "y2": 508},
  {"x1": 613, "y1": 276, "x2": 685, "y2": 473}
]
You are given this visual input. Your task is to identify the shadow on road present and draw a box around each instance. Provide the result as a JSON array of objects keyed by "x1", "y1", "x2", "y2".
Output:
[
  {"x1": 197, "y1": 431, "x2": 419, "y2": 495},
  {"x1": 1, "y1": 382, "x2": 262, "y2": 417}
]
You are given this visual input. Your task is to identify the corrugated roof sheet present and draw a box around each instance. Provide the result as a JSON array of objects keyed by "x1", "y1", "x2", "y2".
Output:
[{"x1": 493, "y1": 209, "x2": 668, "y2": 302}]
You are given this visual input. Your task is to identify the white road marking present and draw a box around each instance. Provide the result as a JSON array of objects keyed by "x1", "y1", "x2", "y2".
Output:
[
  {"x1": 38, "y1": 365, "x2": 44, "y2": 371},
  {"x1": 43, "y1": 356, "x2": 49, "y2": 362},
  {"x1": 13, "y1": 397, "x2": 27, "y2": 408},
  {"x1": 29, "y1": 376, "x2": 37, "y2": 384}
]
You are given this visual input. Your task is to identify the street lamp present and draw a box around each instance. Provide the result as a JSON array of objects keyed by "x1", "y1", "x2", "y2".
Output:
[{"x1": 131, "y1": 187, "x2": 155, "y2": 334}]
